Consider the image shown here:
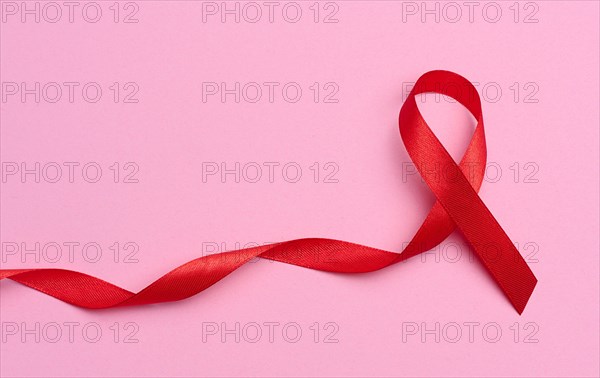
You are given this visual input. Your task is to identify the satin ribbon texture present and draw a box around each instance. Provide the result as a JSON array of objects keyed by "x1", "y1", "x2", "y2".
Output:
[{"x1": 0, "y1": 70, "x2": 537, "y2": 314}]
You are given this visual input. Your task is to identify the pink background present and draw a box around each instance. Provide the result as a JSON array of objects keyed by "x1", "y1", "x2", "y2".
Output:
[{"x1": 1, "y1": 1, "x2": 598, "y2": 377}]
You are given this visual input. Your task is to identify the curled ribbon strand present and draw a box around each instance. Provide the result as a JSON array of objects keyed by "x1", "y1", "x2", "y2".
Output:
[{"x1": 0, "y1": 70, "x2": 537, "y2": 313}]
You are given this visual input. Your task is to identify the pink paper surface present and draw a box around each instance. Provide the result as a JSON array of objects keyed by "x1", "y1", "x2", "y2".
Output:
[{"x1": 1, "y1": 1, "x2": 598, "y2": 377}]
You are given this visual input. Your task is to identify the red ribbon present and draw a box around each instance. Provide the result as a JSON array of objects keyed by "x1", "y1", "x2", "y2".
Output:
[{"x1": 0, "y1": 70, "x2": 537, "y2": 313}]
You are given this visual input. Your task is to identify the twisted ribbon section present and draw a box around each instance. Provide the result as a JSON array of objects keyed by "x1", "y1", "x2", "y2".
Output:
[{"x1": 0, "y1": 70, "x2": 537, "y2": 313}]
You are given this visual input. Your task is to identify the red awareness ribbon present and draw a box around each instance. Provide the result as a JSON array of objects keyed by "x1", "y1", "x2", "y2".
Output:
[{"x1": 0, "y1": 70, "x2": 537, "y2": 314}]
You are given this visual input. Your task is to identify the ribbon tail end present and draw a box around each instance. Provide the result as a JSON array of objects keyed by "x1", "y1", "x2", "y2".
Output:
[{"x1": 513, "y1": 276, "x2": 538, "y2": 315}]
